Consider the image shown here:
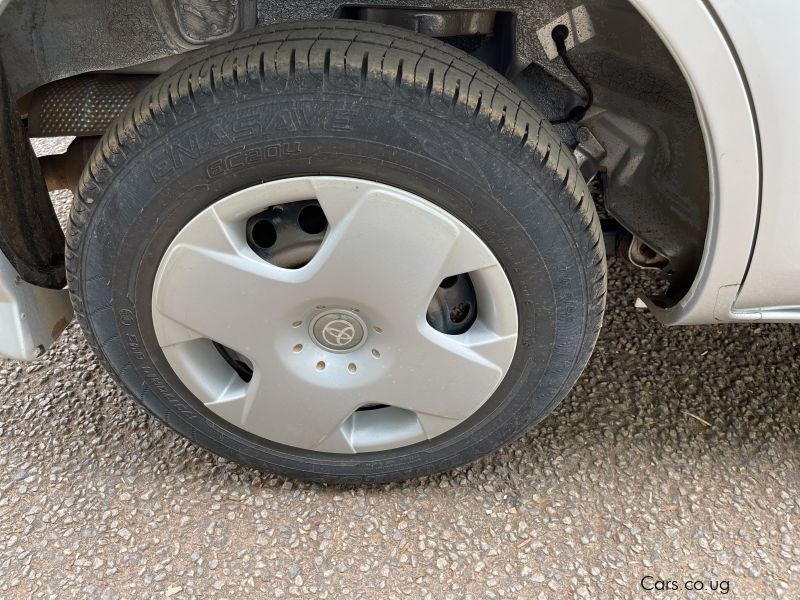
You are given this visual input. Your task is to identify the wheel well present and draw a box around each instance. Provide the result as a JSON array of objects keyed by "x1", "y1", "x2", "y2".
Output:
[{"x1": 3, "y1": 0, "x2": 708, "y2": 306}]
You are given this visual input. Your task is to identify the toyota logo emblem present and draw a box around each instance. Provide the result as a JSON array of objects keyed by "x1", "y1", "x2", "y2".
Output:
[
  {"x1": 310, "y1": 309, "x2": 367, "y2": 352},
  {"x1": 321, "y1": 319, "x2": 357, "y2": 347}
]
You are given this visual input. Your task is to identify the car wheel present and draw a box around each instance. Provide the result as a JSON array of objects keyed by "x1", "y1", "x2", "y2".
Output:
[{"x1": 66, "y1": 20, "x2": 606, "y2": 483}]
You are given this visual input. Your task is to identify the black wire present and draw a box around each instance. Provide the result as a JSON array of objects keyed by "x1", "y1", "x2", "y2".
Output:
[{"x1": 550, "y1": 25, "x2": 594, "y2": 125}]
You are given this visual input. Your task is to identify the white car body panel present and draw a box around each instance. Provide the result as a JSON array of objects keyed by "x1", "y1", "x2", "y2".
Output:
[
  {"x1": 0, "y1": 250, "x2": 72, "y2": 360},
  {"x1": 711, "y1": 0, "x2": 800, "y2": 320}
]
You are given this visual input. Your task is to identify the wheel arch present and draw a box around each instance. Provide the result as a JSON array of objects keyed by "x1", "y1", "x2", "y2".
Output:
[{"x1": 628, "y1": 0, "x2": 760, "y2": 325}]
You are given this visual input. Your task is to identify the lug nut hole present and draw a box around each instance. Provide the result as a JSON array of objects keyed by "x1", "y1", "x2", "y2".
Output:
[
  {"x1": 298, "y1": 204, "x2": 328, "y2": 235},
  {"x1": 440, "y1": 275, "x2": 459, "y2": 289},
  {"x1": 250, "y1": 219, "x2": 277, "y2": 249},
  {"x1": 348, "y1": 363, "x2": 357, "y2": 374},
  {"x1": 371, "y1": 349, "x2": 381, "y2": 359},
  {"x1": 316, "y1": 361, "x2": 326, "y2": 371},
  {"x1": 291, "y1": 320, "x2": 302, "y2": 328},
  {"x1": 292, "y1": 344, "x2": 303, "y2": 353}
]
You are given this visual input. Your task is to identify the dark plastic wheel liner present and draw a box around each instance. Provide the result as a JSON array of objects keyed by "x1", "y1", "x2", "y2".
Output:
[{"x1": 66, "y1": 20, "x2": 606, "y2": 484}]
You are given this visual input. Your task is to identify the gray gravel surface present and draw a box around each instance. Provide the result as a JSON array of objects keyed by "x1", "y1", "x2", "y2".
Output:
[{"x1": 0, "y1": 139, "x2": 797, "y2": 598}]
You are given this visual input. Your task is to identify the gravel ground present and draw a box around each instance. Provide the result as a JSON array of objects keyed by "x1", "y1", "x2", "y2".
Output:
[{"x1": 0, "y1": 139, "x2": 797, "y2": 599}]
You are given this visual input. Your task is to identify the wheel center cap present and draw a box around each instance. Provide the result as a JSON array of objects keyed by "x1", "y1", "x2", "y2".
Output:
[{"x1": 310, "y1": 309, "x2": 367, "y2": 353}]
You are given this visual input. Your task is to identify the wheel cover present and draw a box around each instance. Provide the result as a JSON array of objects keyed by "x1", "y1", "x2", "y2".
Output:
[{"x1": 151, "y1": 177, "x2": 518, "y2": 453}]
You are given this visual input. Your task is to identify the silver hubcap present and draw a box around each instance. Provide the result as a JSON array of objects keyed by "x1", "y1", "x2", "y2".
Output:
[{"x1": 151, "y1": 177, "x2": 518, "y2": 453}]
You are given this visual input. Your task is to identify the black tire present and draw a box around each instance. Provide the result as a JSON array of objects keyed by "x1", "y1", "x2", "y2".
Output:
[{"x1": 66, "y1": 20, "x2": 606, "y2": 484}]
